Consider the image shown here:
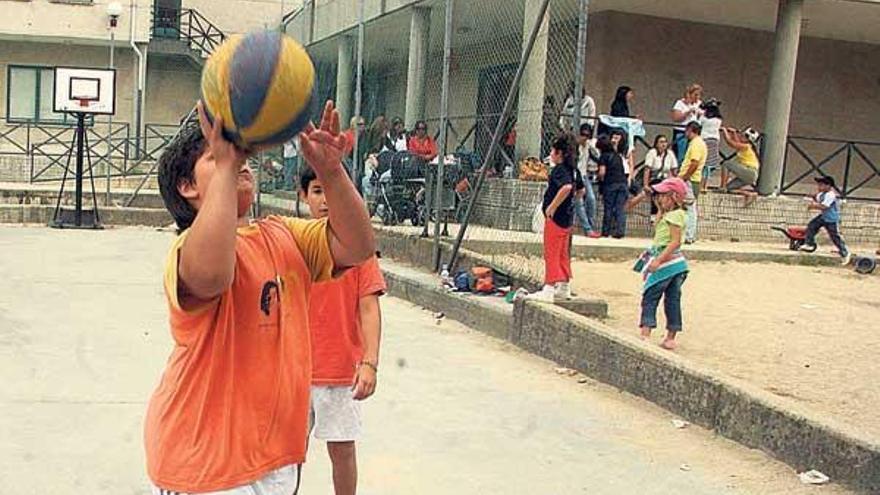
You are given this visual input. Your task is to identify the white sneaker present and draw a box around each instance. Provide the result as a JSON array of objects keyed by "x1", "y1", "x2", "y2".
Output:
[
  {"x1": 555, "y1": 282, "x2": 573, "y2": 301},
  {"x1": 842, "y1": 253, "x2": 852, "y2": 266},
  {"x1": 526, "y1": 285, "x2": 556, "y2": 302}
]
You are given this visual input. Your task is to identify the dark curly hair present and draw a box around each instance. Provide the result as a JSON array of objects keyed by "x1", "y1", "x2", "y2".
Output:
[
  {"x1": 551, "y1": 133, "x2": 578, "y2": 171},
  {"x1": 157, "y1": 122, "x2": 206, "y2": 233},
  {"x1": 299, "y1": 165, "x2": 318, "y2": 193}
]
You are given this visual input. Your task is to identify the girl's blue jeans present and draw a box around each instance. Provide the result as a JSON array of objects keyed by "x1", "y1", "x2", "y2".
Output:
[{"x1": 639, "y1": 272, "x2": 687, "y2": 332}]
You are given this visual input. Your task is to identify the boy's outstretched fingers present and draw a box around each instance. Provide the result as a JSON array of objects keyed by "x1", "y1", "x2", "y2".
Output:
[
  {"x1": 302, "y1": 121, "x2": 316, "y2": 136},
  {"x1": 319, "y1": 100, "x2": 335, "y2": 132},
  {"x1": 330, "y1": 107, "x2": 340, "y2": 135},
  {"x1": 197, "y1": 100, "x2": 247, "y2": 166}
]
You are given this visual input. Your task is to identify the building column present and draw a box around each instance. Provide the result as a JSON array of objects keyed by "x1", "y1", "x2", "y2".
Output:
[
  {"x1": 335, "y1": 35, "x2": 355, "y2": 126},
  {"x1": 758, "y1": 0, "x2": 804, "y2": 196},
  {"x1": 515, "y1": 0, "x2": 550, "y2": 159},
  {"x1": 404, "y1": 6, "x2": 431, "y2": 128}
]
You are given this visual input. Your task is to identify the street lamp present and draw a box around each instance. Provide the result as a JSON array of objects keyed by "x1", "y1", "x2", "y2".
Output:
[
  {"x1": 107, "y1": 2, "x2": 123, "y2": 27},
  {"x1": 105, "y1": 1, "x2": 122, "y2": 205}
]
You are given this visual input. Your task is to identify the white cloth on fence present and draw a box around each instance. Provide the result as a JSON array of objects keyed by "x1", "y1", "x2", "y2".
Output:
[{"x1": 598, "y1": 115, "x2": 645, "y2": 155}]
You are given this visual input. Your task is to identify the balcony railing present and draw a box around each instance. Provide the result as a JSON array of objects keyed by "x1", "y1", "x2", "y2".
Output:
[{"x1": 151, "y1": 7, "x2": 226, "y2": 59}]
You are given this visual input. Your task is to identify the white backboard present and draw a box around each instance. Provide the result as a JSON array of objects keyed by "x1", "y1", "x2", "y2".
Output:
[{"x1": 53, "y1": 67, "x2": 116, "y2": 115}]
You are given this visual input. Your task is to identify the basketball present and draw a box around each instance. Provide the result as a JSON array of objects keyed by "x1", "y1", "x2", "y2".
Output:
[{"x1": 200, "y1": 30, "x2": 315, "y2": 149}]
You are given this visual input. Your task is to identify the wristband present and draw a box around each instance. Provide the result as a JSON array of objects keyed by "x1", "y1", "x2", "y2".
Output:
[{"x1": 358, "y1": 360, "x2": 378, "y2": 372}]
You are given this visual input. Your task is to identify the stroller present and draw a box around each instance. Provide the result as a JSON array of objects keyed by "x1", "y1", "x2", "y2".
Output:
[
  {"x1": 417, "y1": 154, "x2": 468, "y2": 230},
  {"x1": 368, "y1": 151, "x2": 426, "y2": 226},
  {"x1": 770, "y1": 225, "x2": 817, "y2": 252}
]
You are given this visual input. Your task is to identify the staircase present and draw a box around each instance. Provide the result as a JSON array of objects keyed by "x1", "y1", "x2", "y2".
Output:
[
  {"x1": 149, "y1": 7, "x2": 226, "y2": 69},
  {"x1": 120, "y1": 8, "x2": 227, "y2": 207}
]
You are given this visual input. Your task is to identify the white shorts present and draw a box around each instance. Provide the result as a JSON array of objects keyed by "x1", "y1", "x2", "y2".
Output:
[
  {"x1": 309, "y1": 385, "x2": 362, "y2": 442},
  {"x1": 151, "y1": 464, "x2": 300, "y2": 495}
]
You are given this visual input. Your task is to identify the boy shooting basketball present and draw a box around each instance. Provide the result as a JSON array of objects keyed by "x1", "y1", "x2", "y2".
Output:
[
  {"x1": 300, "y1": 166, "x2": 386, "y2": 495},
  {"x1": 145, "y1": 100, "x2": 374, "y2": 494}
]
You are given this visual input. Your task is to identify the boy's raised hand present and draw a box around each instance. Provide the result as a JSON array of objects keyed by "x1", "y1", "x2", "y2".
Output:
[
  {"x1": 299, "y1": 100, "x2": 347, "y2": 177},
  {"x1": 197, "y1": 101, "x2": 248, "y2": 172}
]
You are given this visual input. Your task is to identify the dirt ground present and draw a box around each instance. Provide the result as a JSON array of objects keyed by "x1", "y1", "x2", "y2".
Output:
[{"x1": 569, "y1": 259, "x2": 880, "y2": 440}]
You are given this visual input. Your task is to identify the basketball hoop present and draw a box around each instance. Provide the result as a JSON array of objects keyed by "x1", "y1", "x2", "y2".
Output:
[{"x1": 49, "y1": 66, "x2": 117, "y2": 230}]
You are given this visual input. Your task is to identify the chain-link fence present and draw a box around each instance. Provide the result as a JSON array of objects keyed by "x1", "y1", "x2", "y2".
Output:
[{"x1": 272, "y1": 0, "x2": 880, "y2": 286}]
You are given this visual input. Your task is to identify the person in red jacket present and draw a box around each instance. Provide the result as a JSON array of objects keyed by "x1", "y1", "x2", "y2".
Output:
[{"x1": 407, "y1": 120, "x2": 438, "y2": 162}]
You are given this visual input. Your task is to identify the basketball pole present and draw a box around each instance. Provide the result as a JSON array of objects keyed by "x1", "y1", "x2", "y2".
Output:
[
  {"x1": 52, "y1": 111, "x2": 102, "y2": 229},
  {"x1": 74, "y1": 113, "x2": 85, "y2": 226}
]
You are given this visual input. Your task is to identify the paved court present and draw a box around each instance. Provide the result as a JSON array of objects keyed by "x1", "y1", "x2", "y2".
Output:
[{"x1": 0, "y1": 226, "x2": 852, "y2": 494}]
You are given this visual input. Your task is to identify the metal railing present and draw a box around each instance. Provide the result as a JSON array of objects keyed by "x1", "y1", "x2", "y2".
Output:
[
  {"x1": 3, "y1": 112, "x2": 878, "y2": 203},
  {"x1": 0, "y1": 117, "x2": 185, "y2": 183},
  {"x1": 151, "y1": 7, "x2": 226, "y2": 59},
  {"x1": 781, "y1": 136, "x2": 880, "y2": 200}
]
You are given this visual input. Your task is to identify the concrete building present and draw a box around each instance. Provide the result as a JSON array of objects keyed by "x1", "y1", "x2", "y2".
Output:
[
  {"x1": 0, "y1": 0, "x2": 292, "y2": 172},
  {"x1": 287, "y1": 0, "x2": 880, "y2": 197}
]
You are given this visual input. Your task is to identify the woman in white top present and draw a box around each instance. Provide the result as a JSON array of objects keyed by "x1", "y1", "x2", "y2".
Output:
[
  {"x1": 671, "y1": 83, "x2": 703, "y2": 163},
  {"x1": 699, "y1": 98, "x2": 723, "y2": 192},
  {"x1": 644, "y1": 134, "x2": 679, "y2": 183},
  {"x1": 628, "y1": 135, "x2": 678, "y2": 215}
]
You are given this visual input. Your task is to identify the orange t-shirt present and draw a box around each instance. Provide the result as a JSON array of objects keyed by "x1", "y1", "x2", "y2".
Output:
[
  {"x1": 342, "y1": 129, "x2": 355, "y2": 156},
  {"x1": 407, "y1": 135, "x2": 438, "y2": 160},
  {"x1": 310, "y1": 256, "x2": 386, "y2": 386},
  {"x1": 144, "y1": 215, "x2": 334, "y2": 493}
]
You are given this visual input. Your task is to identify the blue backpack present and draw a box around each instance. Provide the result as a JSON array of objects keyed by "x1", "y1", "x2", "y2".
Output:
[{"x1": 453, "y1": 270, "x2": 471, "y2": 292}]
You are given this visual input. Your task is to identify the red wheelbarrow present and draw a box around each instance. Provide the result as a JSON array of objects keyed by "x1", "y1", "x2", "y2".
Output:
[{"x1": 770, "y1": 225, "x2": 817, "y2": 252}]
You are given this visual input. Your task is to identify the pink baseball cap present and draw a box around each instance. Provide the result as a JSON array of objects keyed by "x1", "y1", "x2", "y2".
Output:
[{"x1": 652, "y1": 177, "x2": 688, "y2": 197}]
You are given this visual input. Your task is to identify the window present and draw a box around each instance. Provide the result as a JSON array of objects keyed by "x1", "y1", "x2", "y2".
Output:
[{"x1": 6, "y1": 65, "x2": 78, "y2": 124}]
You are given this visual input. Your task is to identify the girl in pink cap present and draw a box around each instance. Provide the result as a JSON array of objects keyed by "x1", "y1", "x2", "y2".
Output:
[{"x1": 636, "y1": 177, "x2": 690, "y2": 350}]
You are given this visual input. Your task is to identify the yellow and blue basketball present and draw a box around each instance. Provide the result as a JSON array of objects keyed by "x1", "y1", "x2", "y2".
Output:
[{"x1": 200, "y1": 30, "x2": 315, "y2": 149}]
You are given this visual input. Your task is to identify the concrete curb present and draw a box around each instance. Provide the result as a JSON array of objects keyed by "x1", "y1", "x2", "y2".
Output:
[
  {"x1": 0, "y1": 204, "x2": 172, "y2": 227},
  {"x1": 0, "y1": 185, "x2": 165, "y2": 209},
  {"x1": 381, "y1": 259, "x2": 880, "y2": 492},
  {"x1": 374, "y1": 227, "x2": 609, "y2": 319},
  {"x1": 382, "y1": 262, "x2": 511, "y2": 341}
]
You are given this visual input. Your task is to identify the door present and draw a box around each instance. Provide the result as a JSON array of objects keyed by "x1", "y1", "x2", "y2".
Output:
[{"x1": 154, "y1": 0, "x2": 183, "y2": 39}]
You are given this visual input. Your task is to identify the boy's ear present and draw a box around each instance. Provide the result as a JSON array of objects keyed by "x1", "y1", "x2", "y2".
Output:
[{"x1": 178, "y1": 179, "x2": 199, "y2": 201}]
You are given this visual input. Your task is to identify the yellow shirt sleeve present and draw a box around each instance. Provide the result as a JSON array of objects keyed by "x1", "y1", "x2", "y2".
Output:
[
  {"x1": 163, "y1": 231, "x2": 188, "y2": 312},
  {"x1": 279, "y1": 216, "x2": 335, "y2": 282}
]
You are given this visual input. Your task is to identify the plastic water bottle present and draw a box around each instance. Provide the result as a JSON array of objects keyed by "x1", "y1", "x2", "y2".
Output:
[{"x1": 440, "y1": 264, "x2": 451, "y2": 286}]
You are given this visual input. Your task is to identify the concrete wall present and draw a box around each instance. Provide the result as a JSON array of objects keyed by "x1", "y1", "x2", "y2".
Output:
[
  {"x1": 0, "y1": 40, "x2": 138, "y2": 122},
  {"x1": 303, "y1": 4, "x2": 880, "y2": 146},
  {"x1": 582, "y1": 10, "x2": 880, "y2": 142},
  {"x1": 310, "y1": 0, "x2": 421, "y2": 43},
  {"x1": 0, "y1": 0, "x2": 152, "y2": 43},
  {"x1": 184, "y1": 0, "x2": 287, "y2": 34},
  {"x1": 0, "y1": 40, "x2": 199, "y2": 126},
  {"x1": 144, "y1": 56, "x2": 200, "y2": 124}
]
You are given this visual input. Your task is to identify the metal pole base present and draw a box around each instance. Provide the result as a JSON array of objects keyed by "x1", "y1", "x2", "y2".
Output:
[{"x1": 49, "y1": 209, "x2": 104, "y2": 230}]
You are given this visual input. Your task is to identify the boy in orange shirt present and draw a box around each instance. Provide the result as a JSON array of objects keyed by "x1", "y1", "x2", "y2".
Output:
[
  {"x1": 300, "y1": 166, "x2": 386, "y2": 495},
  {"x1": 145, "y1": 100, "x2": 374, "y2": 495}
]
